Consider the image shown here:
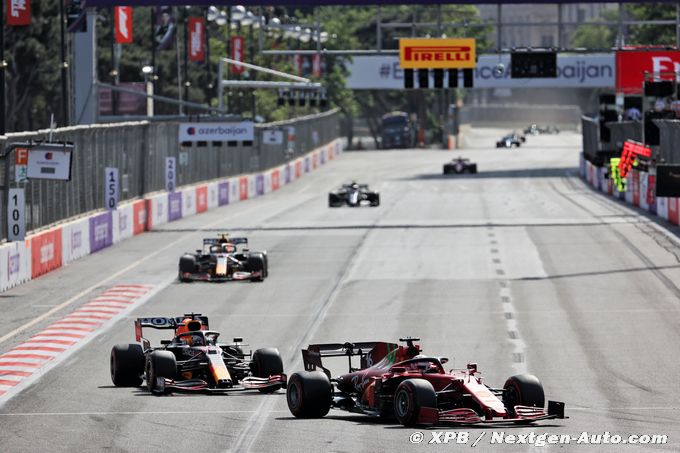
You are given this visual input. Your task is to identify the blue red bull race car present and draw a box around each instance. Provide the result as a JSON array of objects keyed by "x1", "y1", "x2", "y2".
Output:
[
  {"x1": 178, "y1": 235, "x2": 268, "y2": 282},
  {"x1": 110, "y1": 313, "x2": 286, "y2": 394},
  {"x1": 286, "y1": 337, "x2": 565, "y2": 426}
]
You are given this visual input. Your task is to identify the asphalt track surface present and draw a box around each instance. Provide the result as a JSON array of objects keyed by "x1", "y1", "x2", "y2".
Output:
[{"x1": 0, "y1": 128, "x2": 678, "y2": 453}]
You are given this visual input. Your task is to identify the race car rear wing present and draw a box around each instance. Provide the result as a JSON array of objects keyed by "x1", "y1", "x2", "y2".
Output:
[
  {"x1": 302, "y1": 342, "x2": 380, "y2": 378},
  {"x1": 135, "y1": 314, "x2": 210, "y2": 348},
  {"x1": 203, "y1": 237, "x2": 248, "y2": 246}
]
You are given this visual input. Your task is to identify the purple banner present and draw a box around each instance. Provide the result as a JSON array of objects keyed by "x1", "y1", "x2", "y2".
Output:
[
  {"x1": 218, "y1": 181, "x2": 229, "y2": 206},
  {"x1": 89, "y1": 212, "x2": 113, "y2": 253},
  {"x1": 320, "y1": 150, "x2": 327, "y2": 165},
  {"x1": 256, "y1": 174, "x2": 264, "y2": 196},
  {"x1": 304, "y1": 156, "x2": 310, "y2": 173},
  {"x1": 168, "y1": 192, "x2": 183, "y2": 221},
  {"x1": 284, "y1": 164, "x2": 291, "y2": 184}
]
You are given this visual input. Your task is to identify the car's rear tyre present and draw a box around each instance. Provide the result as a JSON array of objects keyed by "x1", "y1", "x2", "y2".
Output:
[
  {"x1": 246, "y1": 253, "x2": 266, "y2": 282},
  {"x1": 110, "y1": 343, "x2": 144, "y2": 387},
  {"x1": 471, "y1": 165, "x2": 478, "y2": 174},
  {"x1": 146, "y1": 351, "x2": 177, "y2": 395},
  {"x1": 503, "y1": 374, "x2": 545, "y2": 414},
  {"x1": 287, "y1": 371, "x2": 332, "y2": 418},
  {"x1": 252, "y1": 348, "x2": 284, "y2": 393},
  {"x1": 178, "y1": 255, "x2": 197, "y2": 282},
  {"x1": 370, "y1": 193, "x2": 380, "y2": 207},
  {"x1": 394, "y1": 378, "x2": 437, "y2": 426}
]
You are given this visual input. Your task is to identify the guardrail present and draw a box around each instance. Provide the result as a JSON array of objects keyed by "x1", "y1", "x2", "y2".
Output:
[{"x1": 0, "y1": 110, "x2": 340, "y2": 240}]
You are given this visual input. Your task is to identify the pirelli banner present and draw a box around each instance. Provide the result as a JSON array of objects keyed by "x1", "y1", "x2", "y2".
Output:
[{"x1": 399, "y1": 38, "x2": 476, "y2": 89}]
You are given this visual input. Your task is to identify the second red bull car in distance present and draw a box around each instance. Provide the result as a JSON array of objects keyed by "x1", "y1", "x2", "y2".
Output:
[
  {"x1": 286, "y1": 338, "x2": 565, "y2": 426},
  {"x1": 178, "y1": 235, "x2": 268, "y2": 282}
]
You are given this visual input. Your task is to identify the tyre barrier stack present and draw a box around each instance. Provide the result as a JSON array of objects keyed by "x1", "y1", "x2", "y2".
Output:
[
  {"x1": 580, "y1": 152, "x2": 680, "y2": 226},
  {"x1": 0, "y1": 139, "x2": 342, "y2": 293}
]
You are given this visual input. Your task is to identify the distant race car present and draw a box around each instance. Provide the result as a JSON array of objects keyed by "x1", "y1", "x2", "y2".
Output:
[
  {"x1": 496, "y1": 133, "x2": 525, "y2": 148},
  {"x1": 110, "y1": 313, "x2": 287, "y2": 394},
  {"x1": 329, "y1": 181, "x2": 380, "y2": 207},
  {"x1": 178, "y1": 234, "x2": 268, "y2": 282},
  {"x1": 286, "y1": 337, "x2": 565, "y2": 426},
  {"x1": 524, "y1": 124, "x2": 559, "y2": 135},
  {"x1": 443, "y1": 157, "x2": 477, "y2": 174}
]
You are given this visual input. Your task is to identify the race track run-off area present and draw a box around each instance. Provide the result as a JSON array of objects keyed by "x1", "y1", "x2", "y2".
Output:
[{"x1": 0, "y1": 128, "x2": 678, "y2": 452}]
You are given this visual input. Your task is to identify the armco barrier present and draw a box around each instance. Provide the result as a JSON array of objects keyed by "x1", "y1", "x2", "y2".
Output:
[
  {"x1": 113, "y1": 203, "x2": 134, "y2": 244},
  {"x1": 581, "y1": 153, "x2": 680, "y2": 228},
  {"x1": 0, "y1": 138, "x2": 343, "y2": 293},
  {"x1": 207, "y1": 183, "x2": 219, "y2": 210},
  {"x1": 147, "y1": 193, "x2": 169, "y2": 230},
  {"x1": 182, "y1": 189, "x2": 196, "y2": 218},
  {"x1": 0, "y1": 240, "x2": 31, "y2": 291},
  {"x1": 133, "y1": 200, "x2": 147, "y2": 235},
  {"x1": 196, "y1": 186, "x2": 208, "y2": 214},
  {"x1": 62, "y1": 217, "x2": 91, "y2": 264},
  {"x1": 90, "y1": 211, "x2": 113, "y2": 253},
  {"x1": 31, "y1": 227, "x2": 62, "y2": 278}
]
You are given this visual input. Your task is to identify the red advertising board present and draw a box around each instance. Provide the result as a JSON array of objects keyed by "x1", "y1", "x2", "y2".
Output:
[
  {"x1": 231, "y1": 36, "x2": 245, "y2": 74},
  {"x1": 669, "y1": 198, "x2": 680, "y2": 225},
  {"x1": 196, "y1": 186, "x2": 208, "y2": 213},
  {"x1": 6, "y1": 0, "x2": 31, "y2": 26},
  {"x1": 31, "y1": 228, "x2": 63, "y2": 278},
  {"x1": 312, "y1": 153, "x2": 318, "y2": 169},
  {"x1": 133, "y1": 200, "x2": 147, "y2": 235},
  {"x1": 272, "y1": 170, "x2": 280, "y2": 191},
  {"x1": 115, "y1": 7, "x2": 133, "y2": 44},
  {"x1": 188, "y1": 17, "x2": 205, "y2": 62},
  {"x1": 295, "y1": 161, "x2": 302, "y2": 179},
  {"x1": 616, "y1": 50, "x2": 680, "y2": 94},
  {"x1": 239, "y1": 177, "x2": 248, "y2": 201}
]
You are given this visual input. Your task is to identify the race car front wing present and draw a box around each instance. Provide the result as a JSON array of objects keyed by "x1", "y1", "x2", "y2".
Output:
[
  {"x1": 153, "y1": 373, "x2": 287, "y2": 394},
  {"x1": 418, "y1": 401, "x2": 566, "y2": 425}
]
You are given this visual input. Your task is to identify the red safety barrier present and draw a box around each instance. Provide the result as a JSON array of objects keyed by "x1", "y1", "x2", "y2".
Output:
[{"x1": 31, "y1": 228, "x2": 63, "y2": 278}]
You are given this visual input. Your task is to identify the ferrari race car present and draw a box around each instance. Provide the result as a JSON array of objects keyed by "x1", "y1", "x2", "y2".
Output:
[
  {"x1": 110, "y1": 313, "x2": 286, "y2": 394},
  {"x1": 287, "y1": 337, "x2": 565, "y2": 426},
  {"x1": 178, "y1": 234, "x2": 268, "y2": 282},
  {"x1": 496, "y1": 132, "x2": 525, "y2": 148},
  {"x1": 329, "y1": 181, "x2": 380, "y2": 207},
  {"x1": 443, "y1": 157, "x2": 477, "y2": 174}
]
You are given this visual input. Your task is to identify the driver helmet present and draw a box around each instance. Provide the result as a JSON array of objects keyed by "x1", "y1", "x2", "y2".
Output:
[{"x1": 175, "y1": 318, "x2": 203, "y2": 336}]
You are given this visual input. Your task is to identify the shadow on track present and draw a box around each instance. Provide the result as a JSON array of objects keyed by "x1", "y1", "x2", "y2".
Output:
[
  {"x1": 516, "y1": 264, "x2": 680, "y2": 282},
  {"x1": 401, "y1": 166, "x2": 576, "y2": 180},
  {"x1": 149, "y1": 220, "x2": 638, "y2": 234}
]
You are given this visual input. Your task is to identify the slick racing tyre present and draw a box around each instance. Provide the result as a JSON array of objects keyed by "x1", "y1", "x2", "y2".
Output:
[
  {"x1": 246, "y1": 253, "x2": 266, "y2": 282},
  {"x1": 252, "y1": 348, "x2": 284, "y2": 393},
  {"x1": 110, "y1": 343, "x2": 144, "y2": 387},
  {"x1": 287, "y1": 371, "x2": 332, "y2": 418},
  {"x1": 394, "y1": 378, "x2": 437, "y2": 427},
  {"x1": 178, "y1": 255, "x2": 197, "y2": 282},
  {"x1": 503, "y1": 374, "x2": 545, "y2": 415},
  {"x1": 146, "y1": 351, "x2": 177, "y2": 395},
  {"x1": 369, "y1": 193, "x2": 380, "y2": 207}
]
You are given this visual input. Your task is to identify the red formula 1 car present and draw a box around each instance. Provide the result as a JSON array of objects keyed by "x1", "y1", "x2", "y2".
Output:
[
  {"x1": 110, "y1": 313, "x2": 286, "y2": 394},
  {"x1": 286, "y1": 338, "x2": 565, "y2": 426}
]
